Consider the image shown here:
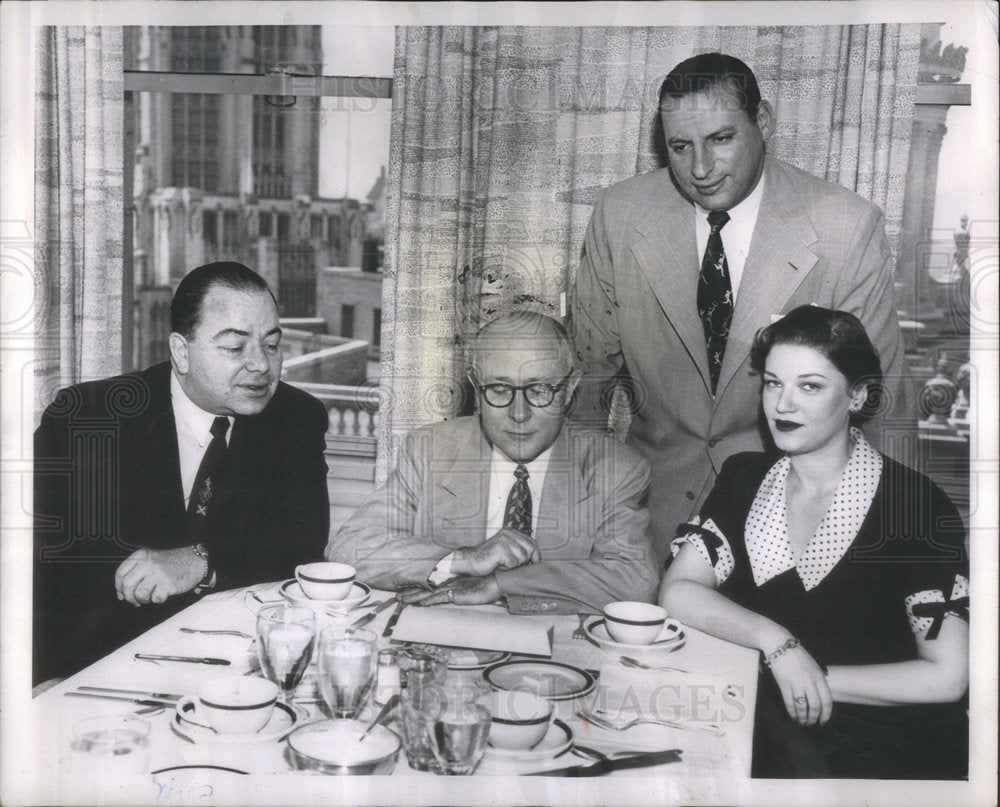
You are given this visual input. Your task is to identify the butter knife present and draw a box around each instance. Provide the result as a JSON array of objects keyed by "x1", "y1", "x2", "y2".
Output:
[
  {"x1": 134, "y1": 653, "x2": 230, "y2": 666},
  {"x1": 349, "y1": 597, "x2": 396, "y2": 629},
  {"x1": 65, "y1": 691, "x2": 178, "y2": 707},
  {"x1": 77, "y1": 685, "x2": 181, "y2": 701},
  {"x1": 381, "y1": 600, "x2": 406, "y2": 638}
]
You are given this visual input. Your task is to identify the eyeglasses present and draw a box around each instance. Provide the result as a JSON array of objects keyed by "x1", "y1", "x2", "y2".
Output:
[{"x1": 476, "y1": 372, "x2": 573, "y2": 408}]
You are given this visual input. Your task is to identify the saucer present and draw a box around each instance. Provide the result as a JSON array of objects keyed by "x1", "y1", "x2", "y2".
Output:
[
  {"x1": 584, "y1": 618, "x2": 685, "y2": 654},
  {"x1": 172, "y1": 697, "x2": 306, "y2": 745},
  {"x1": 483, "y1": 660, "x2": 597, "y2": 701},
  {"x1": 408, "y1": 643, "x2": 511, "y2": 671},
  {"x1": 278, "y1": 579, "x2": 370, "y2": 613},
  {"x1": 479, "y1": 719, "x2": 573, "y2": 772}
]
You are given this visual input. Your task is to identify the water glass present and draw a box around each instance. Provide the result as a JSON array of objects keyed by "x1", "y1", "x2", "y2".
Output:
[
  {"x1": 401, "y1": 676, "x2": 491, "y2": 775},
  {"x1": 398, "y1": 645, "x2": 449, "y2": 691},
  {"x1": 256, "y1": 604, "x2": 317, "y2": 701},
  {"x1": 318, "y1": 626, "x2": 377, "y2": 718},
  {"x1": 69, "y1": 715, "x2": 151, "y2": 775}
]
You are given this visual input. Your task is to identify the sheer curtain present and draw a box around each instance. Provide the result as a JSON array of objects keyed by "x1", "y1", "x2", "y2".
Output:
[
  {"x1": 34, "y1": 26, "x2": 124, "y2": 424},
  {"x1": 381, "y1": 24, "x2": 921, "y2": 478}
]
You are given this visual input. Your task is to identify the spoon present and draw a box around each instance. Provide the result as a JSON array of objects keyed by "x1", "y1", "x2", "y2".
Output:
[{"x1": 357, "y1": 693, "x2": 399, "y2": 743}]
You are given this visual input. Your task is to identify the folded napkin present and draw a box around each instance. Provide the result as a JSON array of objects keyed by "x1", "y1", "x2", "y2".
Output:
[{"x1": 390, "y1": 604, "x2": 553, "y2": 656}]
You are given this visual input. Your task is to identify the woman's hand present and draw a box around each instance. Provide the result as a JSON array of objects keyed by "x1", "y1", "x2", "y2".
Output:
[{"x1": 768, "y1": 645, "x2": 833, "y2": 726}]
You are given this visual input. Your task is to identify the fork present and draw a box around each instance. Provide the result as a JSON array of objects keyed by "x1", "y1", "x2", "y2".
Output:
[
  {"x1": 576, "y1": 709, "x2": 724, "y2": 736},
  {"x1": 572, "y1": 613, "x2": 589, "y2": 640},
  {"x1": 619, "y1": 656, "x2": 689, "y2": 674}
]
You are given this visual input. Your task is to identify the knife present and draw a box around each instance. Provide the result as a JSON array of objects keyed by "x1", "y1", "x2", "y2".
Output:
[
  {"x1": 134, "y1": 653, "x2": 230, "y2": 666},
  {"x1": 349, "y1": 597, "x2": 397, "y2": 629},
  {"x1": 381, "y1": 600, "x2": 406, "y2": 638},
  {"x1": 529, "y1": 748, "x2": 682, "y2": 777},
  {"x1": 77, "y1": 685, "x2": 182, "y2": 701},
  {"x1": 65, "y1": 691, "x2": 179, "y2": 707}
]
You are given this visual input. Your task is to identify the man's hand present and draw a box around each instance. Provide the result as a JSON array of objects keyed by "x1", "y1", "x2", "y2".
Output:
[
  {"x1": 114, "y1": 547, "x2": 204, "y2": 606},
  {"x1": 450, "y1": 528, "x2": 539, "y2": 578},
  {"x1": 400, "y1": 575, "x2": 501, "y2": 607}
]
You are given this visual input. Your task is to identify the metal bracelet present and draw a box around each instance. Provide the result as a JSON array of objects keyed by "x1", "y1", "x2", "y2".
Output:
[
  {"x1": 763, "y1": 636, "x2": 801, "y2": 667},
  {"x1": 190, "y1": 543, "x2": 211, "y2": 585}
]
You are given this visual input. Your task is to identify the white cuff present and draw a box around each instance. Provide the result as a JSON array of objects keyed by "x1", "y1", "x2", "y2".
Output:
[{"x1": 427, "y1": 552, "x2": 457, "y2": 586}]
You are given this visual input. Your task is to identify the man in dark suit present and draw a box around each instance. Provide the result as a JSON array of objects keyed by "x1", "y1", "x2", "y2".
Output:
[
  {"x1": 329, "y1": 311, "x2": 658, "y2": 614},
  {"x1": 33, "y1": 262, "x2": 330, "y2": 684},
  {"x1": 572, "y1": 53, "x2": 904, "y2": 563}
]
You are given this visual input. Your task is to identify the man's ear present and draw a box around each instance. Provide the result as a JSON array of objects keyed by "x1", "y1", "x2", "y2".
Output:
[
  {"x1": 756, "y1": 100, "x2": 776, "y2": 141},
  {"x1": 564, "y1": 368, "x2": 582, "y2": 399},
  {"x1": 168, "y1": 332, "x2": 190, "y2": 374}
]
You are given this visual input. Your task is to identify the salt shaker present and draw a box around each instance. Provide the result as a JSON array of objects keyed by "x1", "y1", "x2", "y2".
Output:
[{"x1": 374, "y1": 648, "x2": 401, "y2": 705}]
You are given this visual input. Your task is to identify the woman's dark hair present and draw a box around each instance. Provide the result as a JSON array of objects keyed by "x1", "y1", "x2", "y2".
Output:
[
  {"x1": 171, "y1": 261, "x2": 274, "y2": 338},
  {"x1": 750, "y1": 305, "x2": 885, "y2": 419}
]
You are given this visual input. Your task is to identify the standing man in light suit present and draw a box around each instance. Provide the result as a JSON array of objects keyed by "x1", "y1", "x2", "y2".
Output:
[
  {"x1": 329, "y1": 311, "x2": 658, "y2": 614},
  {"x1": 573, "y1": 52, "x2": 904, "y2": 564}
]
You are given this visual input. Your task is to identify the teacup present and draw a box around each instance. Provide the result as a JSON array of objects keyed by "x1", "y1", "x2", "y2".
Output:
[
  {"x1": 194, "y1": 676, "x2": 278, "y2": 734},
  {"x1": 295, "y1": 562, "x2": 356, "y2": 601},
  {"x1": 488, "y1": 690, "x2": 554, "y2": 750},
  {"x1": 603, "y1": 601, "x2": 668, "y2": 645}
]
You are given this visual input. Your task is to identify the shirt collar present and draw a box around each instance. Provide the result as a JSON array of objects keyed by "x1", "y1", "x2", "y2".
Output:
[
  {"x1": 694, "y1": 170, "x2": 766, "y2": 227},
  {"x1": 490, "y1": 444, "x2": 554, "y2": 474},
  {"x1": 745, "y1": 428, "x2": 882, "y2": 591},
  {"x1": 170, "y1": 370, "x2": 232, "y2": 447}
]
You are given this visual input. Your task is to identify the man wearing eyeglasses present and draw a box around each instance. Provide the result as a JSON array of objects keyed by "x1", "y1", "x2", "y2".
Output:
[{"x1": 328, "y1": 311, "x2": 659, "y2": 613}]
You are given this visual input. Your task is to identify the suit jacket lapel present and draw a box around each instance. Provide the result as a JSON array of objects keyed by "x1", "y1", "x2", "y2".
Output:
[
  {"x1": 630, "y1": 170, "x2": 710, "y2": 387},
  {"x1": 718, "y1": 157, "x2": 820, "y2": 394},
  {"x1": 141, "y1": 367, "x2": 185, "y2": 522},
  {"x1": 434, "y1": 420, "x2": 490, "y2": 541},
  {"x1": 535, "y1": 428, "x2": 583, "y2": 551}
]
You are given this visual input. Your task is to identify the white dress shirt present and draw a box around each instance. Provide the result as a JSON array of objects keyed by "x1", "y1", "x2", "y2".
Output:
[
  {"x1": 170, "y1": 371, "x2": 233, "y2": 508},
  {"x1": 693, "y1": 172, "x2": 766, "y2": 301},
  {"x1": 428, "y1": 445, "x2": 553, "y2": 585}
]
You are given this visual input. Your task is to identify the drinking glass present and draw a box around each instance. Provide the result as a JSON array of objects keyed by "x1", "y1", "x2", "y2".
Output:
[
  {"x1": 256, "y1": 603, "x2": 317, "y2": 702},
  {"x1": 402, "y1": 675, "x2": 491, "y2": 775},
  {"x1": 318, "y1": 626, "x2": 377, "y2": 719},
  {"x1": 69, "y1": 715, "x2": 151, "y2": 775}
]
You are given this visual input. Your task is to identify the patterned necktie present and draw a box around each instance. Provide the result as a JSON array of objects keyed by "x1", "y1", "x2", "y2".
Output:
[
  {"x1": 503, "y1": 464, "x2": 532, "y2": 537},
  {"x1": 186, "y1": 416, "x2": 229, "y2": 540},
  {"x1": 698, "y1": 210, "x2": 733, "y2": 395}
]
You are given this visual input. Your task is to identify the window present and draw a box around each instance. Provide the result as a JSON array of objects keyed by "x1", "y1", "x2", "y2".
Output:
[
  {"x1": 124, "y1": 25, "x2": 392, "y2": 370},
  {"x1": 341, "y1": 304, "x2": 355, "y2": 339}
]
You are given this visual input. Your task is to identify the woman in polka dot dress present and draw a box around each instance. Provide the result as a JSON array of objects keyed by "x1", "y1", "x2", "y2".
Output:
[{"x1": 659, "y1": 306, "x2": 968, "y2": 779}]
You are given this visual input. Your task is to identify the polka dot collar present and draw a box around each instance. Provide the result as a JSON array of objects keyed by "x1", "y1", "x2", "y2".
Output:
[{"x1": 745, "y1": 428, "x2": 883, "y2": 591}]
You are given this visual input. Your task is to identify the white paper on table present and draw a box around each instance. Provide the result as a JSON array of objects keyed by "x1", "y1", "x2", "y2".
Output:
[{"x1": 389, "y1": 605, "x2": 553, "y2": 656}]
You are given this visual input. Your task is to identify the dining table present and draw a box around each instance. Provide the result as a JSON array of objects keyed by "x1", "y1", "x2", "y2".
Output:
[{"x1": 28, "y1": 580, "x2": 760, "y2": 805}]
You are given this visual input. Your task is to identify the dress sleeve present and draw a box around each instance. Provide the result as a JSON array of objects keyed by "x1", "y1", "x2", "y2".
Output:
[
  {"x1": 670, "y1": 516, "x2": 736, "y2": 586},
  {"x1": 897, "y1": 476, "x2": 970, "y2": 640}
]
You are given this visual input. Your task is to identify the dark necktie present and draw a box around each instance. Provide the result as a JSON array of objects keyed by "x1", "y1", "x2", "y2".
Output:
[
  {"x1": 186, "y1": 416, "x2": 229, "y2": 541},
  {"x1": 503, "y1": 464, "x2": 532, "y2": 537},
  {"x1": 698, "y1": 210, "x2": 733, "y2": 395}
]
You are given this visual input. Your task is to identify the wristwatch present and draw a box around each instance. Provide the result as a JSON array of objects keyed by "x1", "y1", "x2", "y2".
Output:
[{"x1": 191, "y1": 543, "x2": 212, "y2": 586}]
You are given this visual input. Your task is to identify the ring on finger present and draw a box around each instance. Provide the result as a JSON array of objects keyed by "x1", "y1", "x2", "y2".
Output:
[
  {"x1": 793, "y1": 695, "x2": 807, "y2": 705},
  {"x1": 447, "y1": 589, "x2": 454, "y2": 603}
]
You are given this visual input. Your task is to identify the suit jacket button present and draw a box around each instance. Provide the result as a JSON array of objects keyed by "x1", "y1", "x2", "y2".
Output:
[
  {"x1": 708, "y1": 437, "x2": 720, "y2": 448},
  {"x1": 685, "y1": 490, "x2": 695, "y2": 500}
]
